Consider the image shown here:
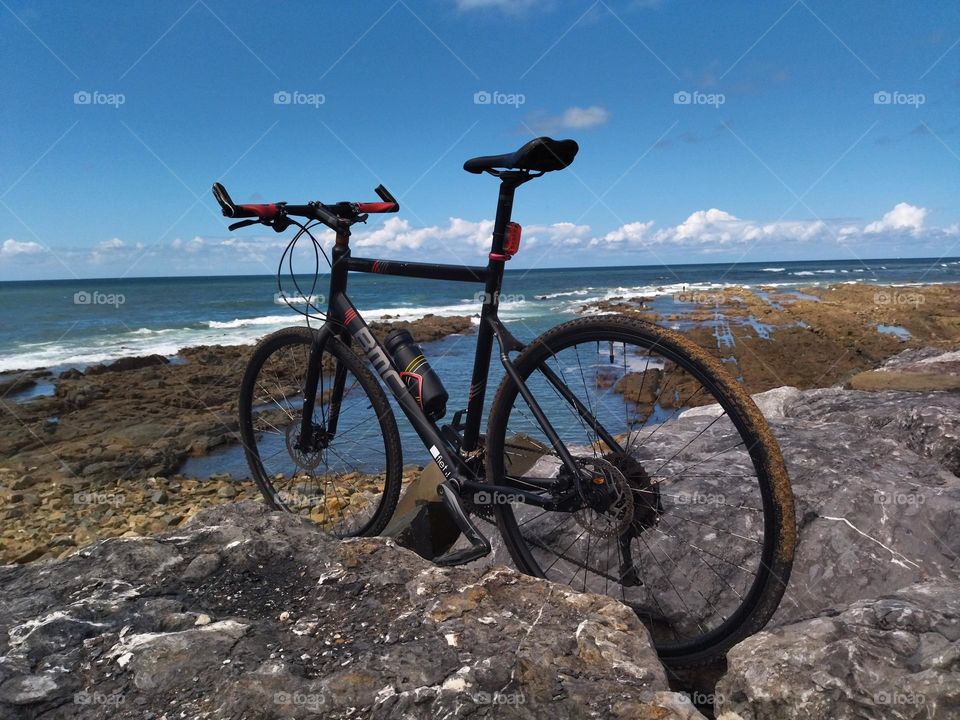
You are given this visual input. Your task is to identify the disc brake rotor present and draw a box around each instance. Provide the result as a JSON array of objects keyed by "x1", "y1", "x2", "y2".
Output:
[
  {"x1": 573, "y1": 456, "x2": 634, "y2": 539},
  {"x1": 285, "y1": 419, "x2": 324, "y2": 471}
]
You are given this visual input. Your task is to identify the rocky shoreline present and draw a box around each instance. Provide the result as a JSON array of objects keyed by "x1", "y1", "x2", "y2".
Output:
[
  {"x1": 0, "y1": 314, "x2": 471, "y2": 565},
  {"x1": 583, "y1": 282, "x2": 960, "y2": 395},
  {"x1": 1, "y1": 284, "x2": 958, "y2": 566}
]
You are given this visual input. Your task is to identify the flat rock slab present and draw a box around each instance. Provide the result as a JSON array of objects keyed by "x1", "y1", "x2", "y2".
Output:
[
  {"x1": 717, "y1": 581, "x2": 960, "y2": 719},
  {"x1": 0, "y1": 501, "x2": 705, "y2": 719}
]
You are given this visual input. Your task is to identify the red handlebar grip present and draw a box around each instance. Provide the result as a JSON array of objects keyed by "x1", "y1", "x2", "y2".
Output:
[
  {"x1": 236, "y1": 203, "x2": 280, "y2": 219},
  {"x1": 356, "y1": 202, "x2": 399, "y2": 213}
]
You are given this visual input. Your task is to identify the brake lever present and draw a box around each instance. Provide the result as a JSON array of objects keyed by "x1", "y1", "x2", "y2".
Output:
[{"x1": 228, "y1": 219, "x2": 260, "y2": 231}]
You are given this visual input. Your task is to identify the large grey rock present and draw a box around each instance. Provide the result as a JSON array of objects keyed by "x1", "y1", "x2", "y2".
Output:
[
  {"x1": 716, "y1": 581, "x2": 960, "y2": 719},
  {"x1": 771, "y1": 387, "x2": 960, "y2": 625},
  {"x1": 643, "y1": 385, "x2": 960, "y2": 632},
  {"x1": 0, "y1": 501, "x2": 704, "y2": 720}
]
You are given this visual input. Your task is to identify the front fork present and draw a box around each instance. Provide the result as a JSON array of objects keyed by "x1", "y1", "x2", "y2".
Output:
[{"x1": 296, "y1": 324, "x2": 346, "y2": 452}]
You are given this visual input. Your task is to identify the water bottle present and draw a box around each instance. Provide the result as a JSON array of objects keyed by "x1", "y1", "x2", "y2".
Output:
[{"x1": 384, "y1": 329, "x2": 448, "y2": 420}]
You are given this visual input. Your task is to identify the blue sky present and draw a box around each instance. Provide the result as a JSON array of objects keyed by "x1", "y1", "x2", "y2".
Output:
[{"x1": 0, "y1": 0, "x2": 958, "y2": 280}]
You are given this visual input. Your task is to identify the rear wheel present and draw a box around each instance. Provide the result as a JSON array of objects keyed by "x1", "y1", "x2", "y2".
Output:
[
  {"x1": 239, "y1": 326, "x2": 402, "y2": 537},
  {"x1": 485, "y1": 315, "x2": 795, "y2": 667}
]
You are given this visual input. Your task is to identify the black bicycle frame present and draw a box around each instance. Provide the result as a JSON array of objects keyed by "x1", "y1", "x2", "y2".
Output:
[{"x1": 297, "y1": 173, "x2": 609, "y2": 509}]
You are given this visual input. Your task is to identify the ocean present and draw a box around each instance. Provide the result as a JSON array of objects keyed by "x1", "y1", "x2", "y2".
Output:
[{"x1": 3, "y1": 257, "x2": 959, "y2": 376}]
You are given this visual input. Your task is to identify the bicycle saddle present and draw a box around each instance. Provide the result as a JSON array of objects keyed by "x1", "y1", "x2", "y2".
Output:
[{"x1": 463, "y1": 136, "x2": 579, "y2": 174}]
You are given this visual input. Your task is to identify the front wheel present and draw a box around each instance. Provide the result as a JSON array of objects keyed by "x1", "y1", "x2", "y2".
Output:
[
  {"x1": 238, "y1": 326, "x2": 402, "y2": 537},
  {"x1": 485, "y1": 315, "x2": 795, "y2": 668}
]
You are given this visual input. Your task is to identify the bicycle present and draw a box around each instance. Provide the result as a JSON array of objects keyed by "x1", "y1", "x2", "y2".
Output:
[{"x1": 212, "y1": 136, "x2": 796, "y2": 668}]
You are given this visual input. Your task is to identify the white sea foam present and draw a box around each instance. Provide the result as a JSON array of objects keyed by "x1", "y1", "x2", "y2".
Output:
[{"x1": 535, "y1": 288, "x2": 594, "y2": 300}]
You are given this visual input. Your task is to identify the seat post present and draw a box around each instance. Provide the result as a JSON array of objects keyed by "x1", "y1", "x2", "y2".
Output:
[
  {"x1": 461, "y1": 173, "x2": 530, "y2": 453},
  {"x1": 490, "y1": 176, "x2": 520, "y2": 255}
]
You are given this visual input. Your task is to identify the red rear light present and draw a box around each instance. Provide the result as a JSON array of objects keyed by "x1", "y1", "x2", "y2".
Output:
[{"x1": 504, "y1": 222, "x2": 522, "y2": 257}]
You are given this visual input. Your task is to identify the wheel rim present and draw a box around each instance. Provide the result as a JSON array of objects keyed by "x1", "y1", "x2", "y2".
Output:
[{"x1": 490, "y1": 330, "x2": 780, "y2": 657}]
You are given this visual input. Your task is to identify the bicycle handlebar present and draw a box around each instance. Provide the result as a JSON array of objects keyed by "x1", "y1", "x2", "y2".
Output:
[{"x1": 211, "y1": 182, "x2": 399, "y2": 232}]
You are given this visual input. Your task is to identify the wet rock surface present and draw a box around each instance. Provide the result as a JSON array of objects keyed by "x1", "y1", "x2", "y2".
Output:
[
  {"x1": 0, "y1": 502, "x2": 704, "y2": 720},
  {"x1": 581, "y1": 283, "x2": 960, "y2": 396}
]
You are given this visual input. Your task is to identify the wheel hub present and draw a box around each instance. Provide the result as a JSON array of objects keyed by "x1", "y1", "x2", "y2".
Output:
[{"x1": 285, "y1": 418, "x2": 326, "y2": 471}]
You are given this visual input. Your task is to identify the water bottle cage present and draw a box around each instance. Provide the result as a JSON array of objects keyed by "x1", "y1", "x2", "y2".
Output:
[{"x1": 400, "y1": 371, "x2": 425, "y2": 408}]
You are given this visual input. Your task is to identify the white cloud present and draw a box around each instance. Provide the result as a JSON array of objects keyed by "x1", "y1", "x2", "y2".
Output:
[
  {"x1": 1, "y1": 239, "x2": 45, "y2": 256},
  {"x1": 864, "y1": 202, "x2": 927, "y2": 234},
  {"x1": 529, "y1": 105, "x2": 610, "y2": 133},
  {"x1": 172, "y1": 236, "x2": 206, "y2": 253},
  {"x1": 581, "y1": 203, "x2": 936, "y2": 251},
  {"x1": 6, "y1": 202, "x2": 946, "y2": 278},
  {"x1": 560, "y1": 106, "x2": 610, "y2": 129},
  {"x1": 589, "y1": 221, "x2": 656, "y2": 247},
  {"x1": 650, "y1": 210, "x2": 828, "y2": 247},
  {"x1": 525, "y1": 222, "x2": 592, "y2": 248},
  {"x1": 353, "y1": 217, "x2": 494, "y2": 252},
  {"x1": 343, "y1": 203, "x2": 945, "y2": 256}
]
